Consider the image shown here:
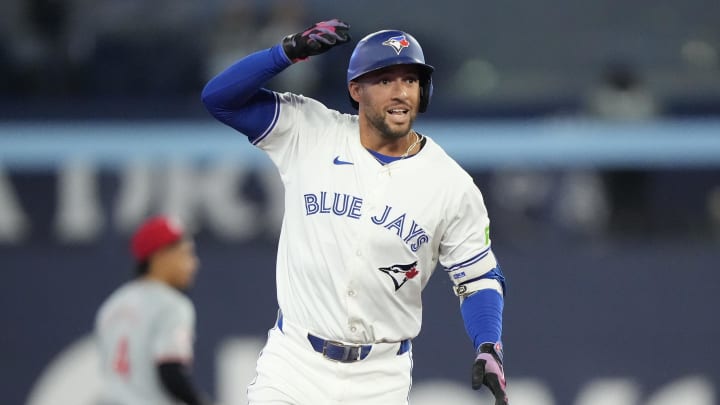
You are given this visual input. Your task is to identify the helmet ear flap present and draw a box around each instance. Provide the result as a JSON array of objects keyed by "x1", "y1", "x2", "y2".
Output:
[{"x1": 419, "y1": 77, "x2": 433, "y2": 113}]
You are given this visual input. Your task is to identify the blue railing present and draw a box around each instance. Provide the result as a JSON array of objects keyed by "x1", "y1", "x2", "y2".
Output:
[{"x1": 2, "y1": 118, "x2": 720, "y2": 169}]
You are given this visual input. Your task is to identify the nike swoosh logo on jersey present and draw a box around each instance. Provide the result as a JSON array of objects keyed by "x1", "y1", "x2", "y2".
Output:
[{"x1": 333, "y1": 156, "x2": 354, "y2": 165}]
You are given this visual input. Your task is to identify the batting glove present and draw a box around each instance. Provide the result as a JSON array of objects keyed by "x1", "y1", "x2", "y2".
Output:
[
  {"x1": 472, "y1": 342, "x2": 509, "y2": 405},
  {"x1": 281, "y1": 19, "x2": 350, "y2": 63}
]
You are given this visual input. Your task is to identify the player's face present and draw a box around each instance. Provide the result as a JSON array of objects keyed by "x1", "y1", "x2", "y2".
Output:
[
  {"x1": 350, "y1": 65, "x2": 421, "y2": 140},
  {"x1": 155, "y1": 239, "x2": 199, "y2": 290}
]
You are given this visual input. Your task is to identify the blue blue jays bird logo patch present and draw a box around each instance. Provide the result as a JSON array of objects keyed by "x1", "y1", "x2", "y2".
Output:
[
  {"x1": 378, "y1": 261, "x2": 419, "y2": 291},
  {"x1": 382, "y1": 35, "x2": 410, "y2": 55}
]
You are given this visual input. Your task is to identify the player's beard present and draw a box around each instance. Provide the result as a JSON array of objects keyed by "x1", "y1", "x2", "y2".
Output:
[{"x1": 364, "y1": 107, "x2": 416, "y2": 140}]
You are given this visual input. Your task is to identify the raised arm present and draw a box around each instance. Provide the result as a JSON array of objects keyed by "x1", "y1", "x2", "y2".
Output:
[{"x1": 201, "y1": 19, "x2": 350, "y2": 140}]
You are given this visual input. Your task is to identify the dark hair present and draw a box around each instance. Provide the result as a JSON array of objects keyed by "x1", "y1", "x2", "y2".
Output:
[
  {"x1": 133, "y1": 238, "x2": 186, "y2": 277},
  {"x1": 135, "y1": 260, "x2": 150, "y2": 277}
]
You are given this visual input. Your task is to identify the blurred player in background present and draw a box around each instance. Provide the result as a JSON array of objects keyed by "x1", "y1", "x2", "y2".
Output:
[
  {"x1": 95, "y1": 216, "x2": 209, "y2": 405},
  {"x1": 202, "y1": 19, "x2": 508, "y2": 404}
]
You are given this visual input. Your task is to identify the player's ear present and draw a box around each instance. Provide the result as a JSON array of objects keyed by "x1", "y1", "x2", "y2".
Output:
[{"x1": 348, "y1": 81, "x2": 362, "y2": 105}]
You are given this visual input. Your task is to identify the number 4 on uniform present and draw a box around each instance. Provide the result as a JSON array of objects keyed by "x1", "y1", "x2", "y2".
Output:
[{"x1": 113, "y1": 337, "x2": 130, "y2": 378}]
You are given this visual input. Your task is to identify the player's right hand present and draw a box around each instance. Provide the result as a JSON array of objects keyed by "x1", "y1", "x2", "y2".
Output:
[
  {"x1": 472, "y1": 342, "x2": 509, "y2": 404},
  {"x1": 281, "y1": 19, "x2": 350, "y2": 63}
]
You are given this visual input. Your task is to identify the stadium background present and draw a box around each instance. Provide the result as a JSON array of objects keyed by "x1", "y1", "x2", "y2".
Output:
[{"x1": 2, "y1": 0, "x2": 719, "y2": 404}]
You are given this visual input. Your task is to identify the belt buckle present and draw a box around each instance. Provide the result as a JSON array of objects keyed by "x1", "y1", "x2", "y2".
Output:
[{"x1": 322, "y1": 340, "x2": 361, "y2": 363}]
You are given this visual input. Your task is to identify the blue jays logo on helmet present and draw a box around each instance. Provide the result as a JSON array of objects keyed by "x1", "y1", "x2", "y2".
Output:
[{"x1": 382, "y1": 35, "x2": 410, "y2": 55}]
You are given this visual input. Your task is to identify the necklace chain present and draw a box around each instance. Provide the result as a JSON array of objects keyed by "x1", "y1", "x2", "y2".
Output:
[
  {"x1": 400, "y1": 131, "x2": 422, "y2": 159},
  {"x1": 369, "y1": 131, "x2": 423, "y2": 165}
]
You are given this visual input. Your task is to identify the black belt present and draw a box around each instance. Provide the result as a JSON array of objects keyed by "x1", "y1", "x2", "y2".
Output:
[{"x1": 277, "y1": 313, "x2": 410, "y2": 363}]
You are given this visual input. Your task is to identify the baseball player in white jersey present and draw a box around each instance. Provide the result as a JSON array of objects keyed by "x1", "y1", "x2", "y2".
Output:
[
  {"x1": 202, "y1": 19, "x2": 509, "y2": 404},
  {"x1": 95, "y1": 216, "x2": 209, "y2": 405}
]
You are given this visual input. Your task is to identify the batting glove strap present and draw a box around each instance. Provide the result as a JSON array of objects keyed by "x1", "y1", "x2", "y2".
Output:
[
  {"x1": 472, "y1": 342, "x2": 508, "y2": 404},
  {"x1": 480, "y1": 341, "x2": 504, "y2": 364},
  {"x1": 281, "y1": 19, "x2": 351, "y2": 62}
]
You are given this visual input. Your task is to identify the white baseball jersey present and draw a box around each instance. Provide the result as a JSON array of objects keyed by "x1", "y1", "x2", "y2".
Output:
[
  {"x1": 95, "y1": 279, "x2": 195, "y2": 405},
  {"x1": 253, "y1": 92, "x2": 500, "y2": 344}
]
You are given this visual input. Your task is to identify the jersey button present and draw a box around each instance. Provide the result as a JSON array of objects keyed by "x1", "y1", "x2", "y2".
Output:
[
  {"x1": 348, "y1": 290, "x2": 356, "y2": 297},
  {"x1": 350, "y1": 326, "x2": 358, "y2": 333},
  {"x1": 356, "y1": 250, "x2": 362, "y2": 257}
]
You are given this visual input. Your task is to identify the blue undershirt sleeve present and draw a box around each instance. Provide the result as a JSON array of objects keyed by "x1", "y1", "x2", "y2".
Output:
[
  {"x1": 460, "y1": 285, "x2": 504, "y2": 351},
  {"x1": 201, "y1": 44, "x2": 293, "y2": 140}
]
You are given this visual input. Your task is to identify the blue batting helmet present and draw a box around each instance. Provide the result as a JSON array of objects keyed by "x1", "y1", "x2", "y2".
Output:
[{"x1": 347, "y1": 30, "x2": 434, "y2": 112}]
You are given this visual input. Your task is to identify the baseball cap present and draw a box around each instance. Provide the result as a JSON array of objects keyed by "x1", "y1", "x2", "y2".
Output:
[{"x1": 130, "y1": 216, "x2": 185, "y2": 262}]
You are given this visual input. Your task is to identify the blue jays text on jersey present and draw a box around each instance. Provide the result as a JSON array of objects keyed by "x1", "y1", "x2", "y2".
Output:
[{"x1": 303, "y1": 191, "x2": 429, "y2": 252}]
